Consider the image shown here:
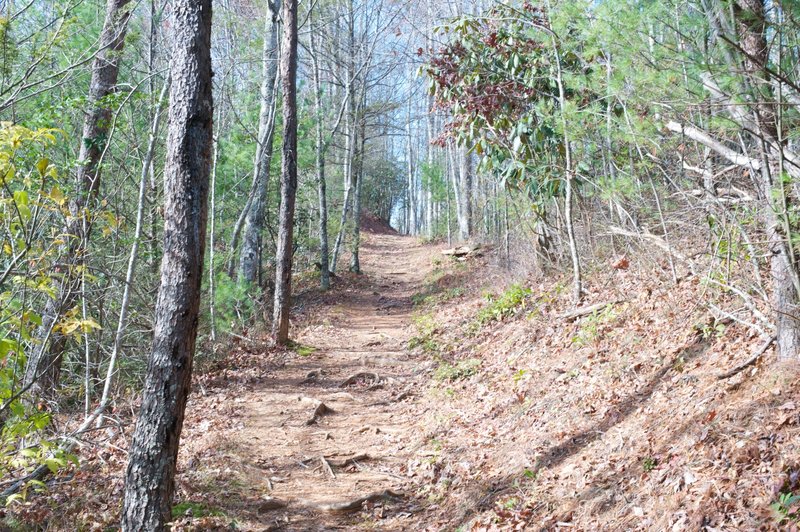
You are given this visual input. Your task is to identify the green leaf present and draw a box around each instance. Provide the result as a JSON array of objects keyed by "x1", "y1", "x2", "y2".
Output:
[
  {"x1": 44, "y1": 457, "x2": 64, "y2": 474},
  {"x1": 36, "y1": 158, "x2": 49, "y2": 177},
  {"x1": 32, "y1": 413, "x2": 50, "y2": 430},
  {"x1": 13, "y1": 190, "x2": 28, "y2": 207},
  {"x1": 0, "y1": 338, "x2": 16, "y2": 357}
]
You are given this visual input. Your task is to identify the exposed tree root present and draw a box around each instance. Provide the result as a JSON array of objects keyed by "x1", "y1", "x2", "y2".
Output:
[
  {"x1": 326, "y1": 453, "x2": 370, "y2": 468},
  {"x1": 300, "y1": 368, "x2": 322, "y2": 384},
  {"x1": 368, "y1": 389, "x2": 412, "y2": 407},
  {"x1": 339, "y1": 372, "x2": 381, "y2": 388},
  {"x1": 316, "y1": 489, "x2": 404, "y2": 514},
  {"x1": 257, "y1": 497, "x2": 287, "y2": 513}
]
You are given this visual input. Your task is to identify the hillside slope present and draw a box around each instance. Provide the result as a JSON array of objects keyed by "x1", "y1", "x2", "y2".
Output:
[
  {"x1": 406, "y1": 245, "x2": 800, "y2": 531},
  {"x1": 6, "y1": 226, "x2": 800, "y2": 531}
]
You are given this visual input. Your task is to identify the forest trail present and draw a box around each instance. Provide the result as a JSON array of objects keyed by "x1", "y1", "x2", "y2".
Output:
[{"x1": 207, "y1": 228, "x2": 436, "y2": 530}]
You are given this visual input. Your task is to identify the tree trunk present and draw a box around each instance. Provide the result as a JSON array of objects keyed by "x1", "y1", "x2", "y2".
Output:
[
  {"x1": 457, "y1": 146, "x2": 472, "y2": 241},
  {"x1": 405, "y1": 75, "x2": 416, "y2": 235},
  {"x1": 238, "y1": 0, "x2": 281, "y2": 285},
  {"x1": 545, "y1": 10, "x2": 583, "y2": 304},
  {"x1": 330, "y1": 183, "x2": 352, "y2": 273},
  {"x1": 121, "y1": 0, "x2": 213, "y2": 528},
  {"x1": 96, "y1": 79, "x2": 170, "y2": 429},
  {"x1": 77, "y1": 0, "x2": 132, "y2": 197},
  {"x1": 272, "y1": 0, "x2": 298, "y2": 345},
  {"x1": 349, "y1": 96, "x2": 367, "y2": 274},
  {"x1": 24, "y1": 0, "x2": 132, "y2": 400},
  {"x1": 331, "y1": 2, "x2": 357, "y2": 273},
  {"x1": 310, "y1": 10, "x2": 330, "y2": 290},
  {"x1": 735, "y1": 0, "x2": 800, "y2": 360}
]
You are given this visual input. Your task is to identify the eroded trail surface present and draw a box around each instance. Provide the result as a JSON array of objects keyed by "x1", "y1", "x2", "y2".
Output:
[{"x1": 224, "y1": 230, "x2": 435, "y2": 530}]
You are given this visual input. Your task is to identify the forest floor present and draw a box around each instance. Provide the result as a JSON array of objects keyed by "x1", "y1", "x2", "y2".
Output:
[
  {"x1": 8, "y1": 220, "x2": 800, "y2": 531},
  {"x1": 173, "y1": 226, "x2": 445, "y2": 530}
]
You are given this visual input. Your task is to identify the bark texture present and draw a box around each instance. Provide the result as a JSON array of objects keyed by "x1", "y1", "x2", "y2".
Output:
[
  {"x1": 121, "y1": 0, "x2": 213, "y2": 528},
  {"x1": 735, "y1": 0, "x2": 800, "y2": 360},
  {"x1": 457, "y1": 146, "x2": 472, "y2": 241},
  {"x1": 272, "y1": 0, "x2": 299, "y2": 345},
  {"x1": 238, "y1": 0, "x2": 281, "y2": 285},
  {"x1": 77, "y1": 0, "x2": 133, "y2": 196}
]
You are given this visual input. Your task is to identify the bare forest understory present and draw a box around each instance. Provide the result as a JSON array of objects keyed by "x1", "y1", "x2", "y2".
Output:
[{"x1": 7, "y1": 221, "x2": 800, "y2": 531}]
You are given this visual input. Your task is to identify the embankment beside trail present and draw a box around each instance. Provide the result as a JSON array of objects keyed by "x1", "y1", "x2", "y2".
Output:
[{"x1": 404, "y1": 244, "x2": 800, "y2": 530}]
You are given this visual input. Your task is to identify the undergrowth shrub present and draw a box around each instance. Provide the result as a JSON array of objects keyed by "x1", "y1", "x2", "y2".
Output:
[
  {"x1": 213, "y1": 275, "x2": 257, "y2": 333},
  {"x1": 0, "y1": 123, "x2": 79, "y2": 499},
  {"x1": 474, "y1": 284, "x2": 532, "y2": 328},
  {"x1": 571, "y1": 303, "x2": 617, "y2": 347},
  {"x1": 435, "y1": 358, "x2": 481, "y2": 381},
  {"x1": 408, "y1": 313, "x2": 440, "y2": 353}
]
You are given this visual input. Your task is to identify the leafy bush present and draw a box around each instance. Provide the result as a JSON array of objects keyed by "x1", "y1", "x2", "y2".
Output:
[
  {"x1": 772, "y1": 491, "x2": 800, "y2": 523},
  {"x1": 0, "y1": 123, "x2": 78, "y2": 496},
  {"x1": 475, "y1": 284, "x2": 532, "y2": 326}
]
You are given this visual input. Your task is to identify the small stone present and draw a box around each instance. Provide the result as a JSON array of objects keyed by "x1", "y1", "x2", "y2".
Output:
[{"x1": 258, "y1": 497, "x2": 287, "y2": 513}]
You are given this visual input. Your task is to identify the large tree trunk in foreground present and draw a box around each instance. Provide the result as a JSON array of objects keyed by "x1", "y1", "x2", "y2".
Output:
[
  {"x1": 272, "y1": 0, "x2": 298, "y2": 345},
  {"x1": 24, "y1": 0, "x2": 132, "y2": 401},
  {"x1": 121, "y1": 0, "x2": 213, "y2": 528},
  {"x1": 238, "y1": 0, "x2": 281, "y2": 285}
]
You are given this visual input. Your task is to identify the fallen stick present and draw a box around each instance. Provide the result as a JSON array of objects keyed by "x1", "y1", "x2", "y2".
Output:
[
  {"x1": 717, "y1": 336, "x2": 775, "y2": 380},
  {"x1": 317, "y1": 489, "x2": 404, "y2": 514},
  {"x1": 327, "y1": 453, "x2": 370, "y2": 468},
  {"x1": 320, "y1": 456, "x2": 336, "y2": 479},
  {"x1": 557, "y1": 300, "x2": 624, "y2": 322},
  {"x1": 339, "y1": 372, "x2": 381, "y2": 388}
]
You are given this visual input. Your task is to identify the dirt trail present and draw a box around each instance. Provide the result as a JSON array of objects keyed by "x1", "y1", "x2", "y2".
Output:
[{"x1": 225, "y1": 230, "x2": 435, "y2": 530}]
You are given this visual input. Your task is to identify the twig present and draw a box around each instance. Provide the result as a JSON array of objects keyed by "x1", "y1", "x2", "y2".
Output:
[
  {"x1": 717, "y1": 336, "x2": 775, "y2": 380},
  {"x1": 320, "y1": 456, "x2": 336, "y2": 479},
  {"x1": 557, "y1": 300, "x2": 623, "y2": 322}
]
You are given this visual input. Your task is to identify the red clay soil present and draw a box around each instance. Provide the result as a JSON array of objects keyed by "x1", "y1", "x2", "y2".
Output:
[{"x1": 360, "y1": 212, "x2": 398, "y2": 235}]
